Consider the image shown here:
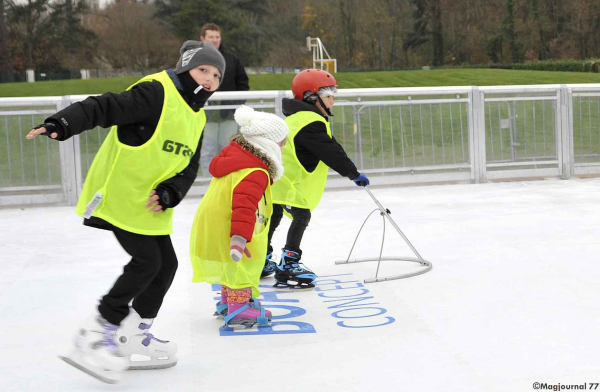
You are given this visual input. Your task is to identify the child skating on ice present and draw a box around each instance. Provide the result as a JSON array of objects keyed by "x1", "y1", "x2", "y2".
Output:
[
  {"x1": 263, "y1": 69, "x2": 370, "y2": 289},
  {"x1": 25, "y1": 40, "x2": 225, "y2": 383},
  {"x1": 190, "y1": 105, "x2": 288, "y2": 328}
]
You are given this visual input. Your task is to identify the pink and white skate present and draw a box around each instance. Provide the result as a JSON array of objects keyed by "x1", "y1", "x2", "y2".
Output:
[{"x1": 224, "y1": 299, "x2": 272, "y2": 329}]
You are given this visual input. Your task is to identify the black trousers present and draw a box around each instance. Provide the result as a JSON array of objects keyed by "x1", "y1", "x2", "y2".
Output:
[
  {"x1": 267, "y1": 204, "x2": 311, "y2": 255},
  {"x1": 97, "y1": 226, "x2": 178, "y2": 326}
]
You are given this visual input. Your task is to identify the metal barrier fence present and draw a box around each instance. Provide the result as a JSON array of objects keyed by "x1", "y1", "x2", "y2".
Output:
[{"x1": 2, "y1": 85, "x2": 600, "y2": 207}]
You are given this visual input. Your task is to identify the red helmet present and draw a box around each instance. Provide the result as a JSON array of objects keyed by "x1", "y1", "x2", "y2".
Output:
[{"x1": 291, "y1": 69, "x2": 337, "y2": 100}]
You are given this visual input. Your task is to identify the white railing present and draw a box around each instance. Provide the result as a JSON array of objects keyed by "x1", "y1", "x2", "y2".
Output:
[{"x1": 1, "y1": 84, "x2": 600, "y2": 206}]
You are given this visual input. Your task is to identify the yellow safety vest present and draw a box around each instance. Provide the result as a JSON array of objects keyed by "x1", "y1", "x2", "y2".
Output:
[
  {"x1": 271, "y1": 111, "x2": 332, "y2": 211},
  {"x1": 190, "y1": 167, "x2": 272, "y2": 297},
  {"x1": 75, "y1": 71, "x2": 206, "y2": 235}
]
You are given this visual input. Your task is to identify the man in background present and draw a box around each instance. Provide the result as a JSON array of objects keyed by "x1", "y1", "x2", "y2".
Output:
[{"x1": 199, "y1": 23, "x2": 250, "y2": 176}]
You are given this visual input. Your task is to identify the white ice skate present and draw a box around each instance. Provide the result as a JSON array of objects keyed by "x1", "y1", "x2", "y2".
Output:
[
  {"x1": 116, "y1": 309, "x2": 178, "y2": 370},
  {"x1": 59, "y1": 314, "x2": 128, "y2": 384}
]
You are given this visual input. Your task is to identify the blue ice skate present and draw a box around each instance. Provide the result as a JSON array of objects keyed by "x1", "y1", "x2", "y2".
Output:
[
  {"x1": 273, "y1": 248, "x2": 316, "y2": 289},
  {"x1": 261, "y1": 252, "x2": 277, "y2": 278}
]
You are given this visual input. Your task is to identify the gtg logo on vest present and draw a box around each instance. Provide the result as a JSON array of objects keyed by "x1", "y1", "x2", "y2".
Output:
[{"x1": 162, "y1": 140, "x2": 194, "y2": 157}]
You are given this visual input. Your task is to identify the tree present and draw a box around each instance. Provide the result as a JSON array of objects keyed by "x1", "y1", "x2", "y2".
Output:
[
  {"x1": 337, "y1": 0, "x2": 359, "y2": 68},
  {"x1": 530, "y1": 0, "x2": 547, "y2": 60},
  {"x1": 48, "y1": 0, "x2": 97, "y2": 69},
  {"x1": 155, "y1": 0, "x2": 271, "y2": 66},
  {"x1": 90, "y1": 2, "x2": 180, "y2": 69},
  {"x1": 430, "y1": 0, "x2": 443, "y2": 66},
  {"x1": 403, "y1": 0, "x2": 444, "y2": 66},
  {"x1": 5, "y1": 0, "x2": 600, "y2": 75},
  {"x1": 382, "y1": 0, "x2": 409, "y2": 69},
  {"x1": 485, "y1": 34, "x2": 503, "y2": 63},
  {"x1": 502, "y1": 0, "x2": 523, "y2": 62},
  {"x1": 5, "y1": 0, "x2": 96, "y2": 71},
  {"x1": 7, "y1": 0, "x2": 51, "y2": 69},
  {"x1": 223, "y1": 0, "x2": 273, "y2": 65},
  {"x1": 0, "y1": 0, "x2": 13, "y2": 80},
  {"x1": 377, "y1": 22, "x2": 385, "y2": 69},
  {"x1": 261, "y1": 0, "x2": 306, "y2": 67}
]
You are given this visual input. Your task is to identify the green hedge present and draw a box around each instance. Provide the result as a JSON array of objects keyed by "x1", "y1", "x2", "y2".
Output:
[
  {"x1": 487, "y1": 59, "x2": 600, "y2": 73},
  {"x1": 339, "y1": 59, "x2": 600, "y2": 74}
]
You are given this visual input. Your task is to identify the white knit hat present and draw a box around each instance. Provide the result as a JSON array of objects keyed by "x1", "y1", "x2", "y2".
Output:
[{"x1": 234, "y1": 105, "x2": 289, "y2": 181}]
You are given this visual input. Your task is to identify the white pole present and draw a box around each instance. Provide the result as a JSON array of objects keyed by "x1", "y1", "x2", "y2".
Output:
[{"x1": 318, "y1": 39, "x2": 324, "y2": 70}]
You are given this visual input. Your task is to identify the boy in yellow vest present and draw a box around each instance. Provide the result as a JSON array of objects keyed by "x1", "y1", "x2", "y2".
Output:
[
  {"x1": 190, "y1": 105, "x2": 288, "y2": 329},
  {"x1": 25, "y1": 41, "x2": 225, "y2": 383},
  {"x1": 264, "y1": 69, "x2": 370, "y2": 289}
]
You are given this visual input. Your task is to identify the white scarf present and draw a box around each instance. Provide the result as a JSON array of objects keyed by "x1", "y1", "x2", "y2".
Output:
[{"x1": 244, "y1": 135, "x2": 284, "y2": 181}]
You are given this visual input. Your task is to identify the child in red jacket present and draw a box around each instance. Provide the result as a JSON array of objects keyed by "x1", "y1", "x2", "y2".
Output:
[{"x1": 190, "y1": 105, "x2": 288, "y2": 329}]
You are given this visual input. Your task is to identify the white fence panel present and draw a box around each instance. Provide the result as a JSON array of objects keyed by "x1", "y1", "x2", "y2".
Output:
[{"x1": 3, "y1": 85, "x2": 600, "y2": 206}]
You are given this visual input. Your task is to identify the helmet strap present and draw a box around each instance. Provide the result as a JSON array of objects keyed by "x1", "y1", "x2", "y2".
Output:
[{"x1": 315, "y1": 94, "x2": 333, "y2": 117}]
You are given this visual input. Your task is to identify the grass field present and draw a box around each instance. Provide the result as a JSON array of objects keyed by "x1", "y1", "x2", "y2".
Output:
[
  {"x1": 4, "y1": 68, "x2": 600, "y2": 97},
  {"x1": 3, "y1": 68, "x2": 600, "y2": 190}
]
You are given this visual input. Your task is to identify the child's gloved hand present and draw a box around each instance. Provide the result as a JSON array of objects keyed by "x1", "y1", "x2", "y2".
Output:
[
  {"x1": 230, "y1": 235, "x2": 252, "y2": 262},
  {"x1": 26, "y1": 122, "x2": 63, "y2": 140},
  {"x1": 353, "y1": 173, "x2": 370, "y2": 187},
  {"x1": 145, "y1": 186, "x2": 174, "y2": 213}
]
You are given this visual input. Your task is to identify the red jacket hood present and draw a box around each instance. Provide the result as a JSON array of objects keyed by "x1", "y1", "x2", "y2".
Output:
[{"x1": 209, "y1": 141, "x2": 271, "y2": 180}]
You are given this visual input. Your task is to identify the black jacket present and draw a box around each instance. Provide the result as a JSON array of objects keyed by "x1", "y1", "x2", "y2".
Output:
[
  {"x1": 45, "y1": 69, "x2": 207, "y2": 229},
  {"x1": 218, "y1": 43, "x2": 249, "y2": 93},
  {"x1": 207, "y1": 43, "x2": 250, "y2": 120},
  {"x1": 282, "y1": 98, "x2": 360, "y2": 180}
]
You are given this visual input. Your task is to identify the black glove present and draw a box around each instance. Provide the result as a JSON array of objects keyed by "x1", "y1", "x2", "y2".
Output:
[
  {"x1": 352, "y1": 173, "x2": 370, "y2": 187},
  {"x1": 33, "y1": 122, "x2": 64, "y2": 140},
  {"x1": 155, "y1": 185, "x2": 176, "y2": 210}
]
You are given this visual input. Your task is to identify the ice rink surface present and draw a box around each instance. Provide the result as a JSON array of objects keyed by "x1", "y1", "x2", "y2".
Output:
[{"x1": 2, "y1": 178, "x2": 600, "y2": 392}]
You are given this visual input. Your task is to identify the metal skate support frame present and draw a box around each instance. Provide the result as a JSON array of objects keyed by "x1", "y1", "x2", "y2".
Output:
[{"x1": 335, "y1": 187, "x2": 432, "y2": 283}]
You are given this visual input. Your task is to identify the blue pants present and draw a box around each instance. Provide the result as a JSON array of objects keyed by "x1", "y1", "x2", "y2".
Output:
[{"x1": 200, "y1": 120, "x2": 238, "y2": 176}]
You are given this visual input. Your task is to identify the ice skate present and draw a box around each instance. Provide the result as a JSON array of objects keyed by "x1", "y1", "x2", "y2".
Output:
[
  {"x1": 273, "y1": 248, "x2": 316, "y2": 289},
  {"x1": 224, "y1": 298, "x2": 272, "y2": 329},
  {"x1": 261, "y1": 252, "x2": 277, "y2": 278},
  {"x1": 215, "y1": 300, "x2": 263, "y2": 319},
  {"x1": 213, "y1": 286, "x2": 263, "y2": 318},
  {"x1": 214, "y1": 300, "x2": 228, "y2": 318},
  {"x1": 214, "y1": 285, "x2": 228, "y2": 318},
  {"x1": 59, "y1": 314, "x2": 127, "y2": 384},
  {"x1": 116, "y1": 309, "x2": 178, "y2": 370}
]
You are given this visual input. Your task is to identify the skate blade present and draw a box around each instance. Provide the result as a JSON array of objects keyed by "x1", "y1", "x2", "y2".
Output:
[
  {"x1": 272, "y1": 281, "x2": 315, "y2": 290},
  {"x1": 59, "y1": 354, "x2": 121, "y2": 384},
  {"x1": 222, "y1": 319, "x2": 272, "y2": 330},
  {"x1": 127, "y1": 356, "x2": 178, "y2": 370}
]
